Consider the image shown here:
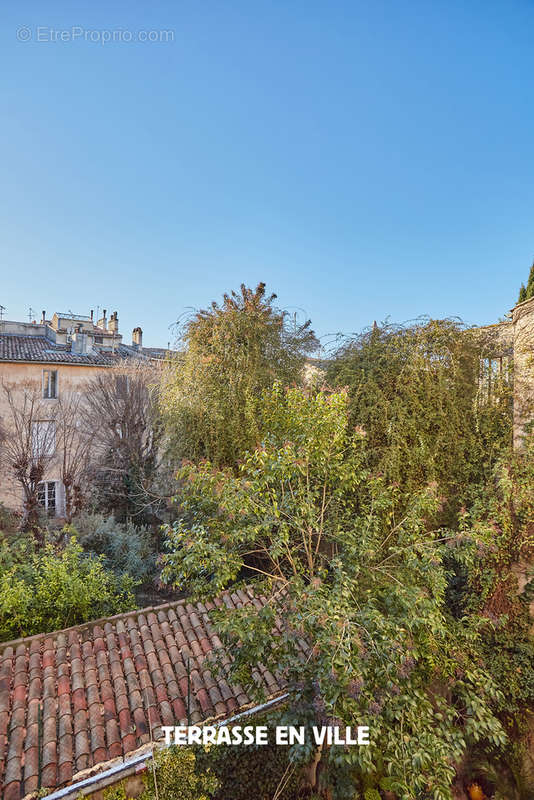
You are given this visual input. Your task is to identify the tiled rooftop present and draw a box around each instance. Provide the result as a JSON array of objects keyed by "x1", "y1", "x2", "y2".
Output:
[
  {"x1": 0, "y1": 591, "x2": 283, "y2": 800},
  {"x1": 0, "y1": 335, "x2": 170, "y2": 367},
  {"x1": 0, "y1": 335, "x2": 121, "y2": 366}
]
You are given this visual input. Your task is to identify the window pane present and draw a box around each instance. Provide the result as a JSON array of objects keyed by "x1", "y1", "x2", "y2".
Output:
[
  {"x1": 43, "y1": 371, "x2": 49, "y2": 398},
  {"x1": 37, "y1": 483, "x2": 46, "y2": 506},
  {"x1": 47, "y1": 482, "x2": 56, "y2": 512},
  {"x1": 50, "y1": 371, "x2": 57, "y2": 398}
]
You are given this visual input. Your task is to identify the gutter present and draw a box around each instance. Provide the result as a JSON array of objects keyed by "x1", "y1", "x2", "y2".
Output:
[{"x1": 35, "y1": 692, "x2": 289, "y2": 800}]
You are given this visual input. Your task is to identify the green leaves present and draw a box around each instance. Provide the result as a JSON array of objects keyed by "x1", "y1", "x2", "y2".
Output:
[
  {"x1": 160, "y1": 283, "x2": 319, "y2": 469},
  {"x1": 0, "y1": 535, "x2": 136, "y2": 640},
  {"x1": 326, "y1": 319, "x2": 513, "y2": 524},
  {"x1": 162, "y1": 384, "x2": 507, "y2": 797}
]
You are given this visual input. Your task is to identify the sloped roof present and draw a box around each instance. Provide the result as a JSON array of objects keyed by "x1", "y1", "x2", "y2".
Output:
[
  {"x1": 0, "y1": 335, "x2": 121, "y2": 366},
  {"x1": 0, "y1": 335, "x2": 171, "y2": 367},
  {"x1": 0, "y1": 591, "x2": 283, "y2": 800}
]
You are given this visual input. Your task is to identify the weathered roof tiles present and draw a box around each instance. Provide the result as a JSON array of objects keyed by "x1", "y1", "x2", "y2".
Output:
[
  {"x1": 0, "y1": 334, "x2": 120, "y2": 366},
  {"x1": 0, "y1": 590, "x2": 282, "y2": 800}
]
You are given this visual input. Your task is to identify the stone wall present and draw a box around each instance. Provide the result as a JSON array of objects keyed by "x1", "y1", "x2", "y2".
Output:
[{"x1": 512, "y1": 297, "x2": 534, "y2": 448}]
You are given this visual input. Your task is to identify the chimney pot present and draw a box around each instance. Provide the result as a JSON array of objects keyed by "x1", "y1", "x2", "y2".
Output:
[
  {"x1": 41, "y1": 310, "x2": 46, "y2": 324},
  {"x1": 97, "y1": 309, "x2": 108, "y2": 331},
  {"x1": 132, "y1": 327, "x2": 143, "y2": 349}
]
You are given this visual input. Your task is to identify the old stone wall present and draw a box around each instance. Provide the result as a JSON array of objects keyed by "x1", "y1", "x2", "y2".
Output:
[{"x1": 512, "y1": 297, "x2": 534, "y2": 448}]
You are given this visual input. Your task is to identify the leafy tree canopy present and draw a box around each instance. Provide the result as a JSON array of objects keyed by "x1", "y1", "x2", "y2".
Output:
[
  {"x1": 162, "y1": 385, "x2": 506, "y2": 798},
  {"x1": 160, "y1": 283, "x2": 319, "y2": 468},
  {"x1": 517, "y1": 261, "x2": 534, "y2": 303}
]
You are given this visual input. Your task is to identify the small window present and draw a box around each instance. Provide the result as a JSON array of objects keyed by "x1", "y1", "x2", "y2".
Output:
[
  {"x1": 43, "y1": 370, "x2": 58, "y2": 399},
  {"x1": 37, "y1": 481, "x2": 57, "y2": 515}
]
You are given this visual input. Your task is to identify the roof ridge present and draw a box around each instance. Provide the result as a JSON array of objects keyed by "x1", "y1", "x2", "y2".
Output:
[
  {"x1": 0, "y1": 332, "x2": 50, "y2": 339},
  {"x1": 0, "y1": 597, "x2": 189, "y2": 650}
]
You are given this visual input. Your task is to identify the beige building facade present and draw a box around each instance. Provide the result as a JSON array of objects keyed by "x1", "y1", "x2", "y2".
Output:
[{"x1": 0, "y1": 309, "x2": 166, "y2": 517}]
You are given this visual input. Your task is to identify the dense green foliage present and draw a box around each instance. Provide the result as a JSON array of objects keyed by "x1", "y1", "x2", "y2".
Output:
[
  {"x1": 196, "y1": 733, "x2": 300, "y2": 800},
  {"x1": 326, "y1": 319, "x2": 512, "y2": 521},
  {"x1": 161, "y1": 282, "x2": 319, "y2": 468},
  {"x1": 103, "y1": 732, "x2": 299, "y2": 800},
  {"x1": 434, "y1": 445, "x2": 534, "y2": 797},
  {"x1": 0, "y1": 535, "x2": 136, "y2": 640},
  {"x1": 162, "y1": 385, "x2": 508, "y2": 798},
  {"x1": 103, "y1": 748, "x2": 218, "y2": 800},
  {"x1": 142, "y1": 747, "x2": 219, "y2": 800}
]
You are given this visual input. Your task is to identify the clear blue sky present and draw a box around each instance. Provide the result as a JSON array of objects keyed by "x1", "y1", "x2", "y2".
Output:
[{"x1": 1, "y1": 1, "x2": 533, "y2": 348}]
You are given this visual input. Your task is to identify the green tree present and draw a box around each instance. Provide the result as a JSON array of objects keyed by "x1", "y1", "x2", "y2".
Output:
[
  {"x1": 443, "y1": 442, "x2": 534, "y2": 795},
  {"x1": 326, "y1": 318, "x2": 512, "y2": 521},
  {"x1": 160, "y1": 283, "x2": 319, "y2": 468},
  {"x1": 518, "y1": 261, "x2": 534, "y2": 303},
  {"x1": 527, "y1": 262, "x2": 534, "y2": 300},
  {"x1": 162, "y1": 385, "x2": 506, "y2": 799},
  {"x1": 0, "y1": 535, "x2": 136, "y2": 640}
]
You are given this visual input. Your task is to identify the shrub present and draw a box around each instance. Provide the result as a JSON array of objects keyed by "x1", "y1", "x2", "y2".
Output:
[
  {"x1": 142, "y1": 747, "x2": 219, "y2": 800},
  {"x1": 195, "y1": 718, "x2": 300, "y2": 800},
  {"x1": 72, "y1": 512, "x2": 157, "y2": 585},
  {"x1": 0, "y1": 536, "x2": 136, "y2": 641},
  {"x1": 102, "y1": 747, "x2": 219, "y2": 800},
  {"x1": 102, "y1": 734, "x2": 298, "y2": 800}
]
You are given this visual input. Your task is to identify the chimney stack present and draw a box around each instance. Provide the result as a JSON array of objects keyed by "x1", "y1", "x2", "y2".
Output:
[
  {"x1": 132, "y1": 327, "x2": 143, "y2": 349},
  {"x1": 90, "y1": 310, "x2": 94, "y2": 322},
  {"x1": 109, "y1": 311, "x2": 119, "y2": 333},
  {"x1": 98, "y1": 309, "x2": 107, "y2": 330},
  {"x1": 41, "y1": 310, "x2": 46, "y2": 324}
]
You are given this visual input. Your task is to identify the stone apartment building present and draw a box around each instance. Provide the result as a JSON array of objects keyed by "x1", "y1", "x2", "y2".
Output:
[{"x1": 0, "y1": 309, "x2": 168, "y2": 517}]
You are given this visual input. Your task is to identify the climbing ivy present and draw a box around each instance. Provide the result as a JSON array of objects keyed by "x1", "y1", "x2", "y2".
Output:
[{"x1": 326, "y1": 318, "x2": 512, "y2": 523}]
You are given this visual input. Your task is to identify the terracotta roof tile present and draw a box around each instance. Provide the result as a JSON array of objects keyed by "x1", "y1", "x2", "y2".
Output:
[{"x1": 0, "y1": 593, "x2": 284, "y2": 798}]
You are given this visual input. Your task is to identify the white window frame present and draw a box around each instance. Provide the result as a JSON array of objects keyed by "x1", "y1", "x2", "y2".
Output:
[
  {"x1": 37, "y1": 481, "x2": 58, "y2": 516},
  {"x1": 42, "y1": 369, "x2": 59, "y2": 399}
]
